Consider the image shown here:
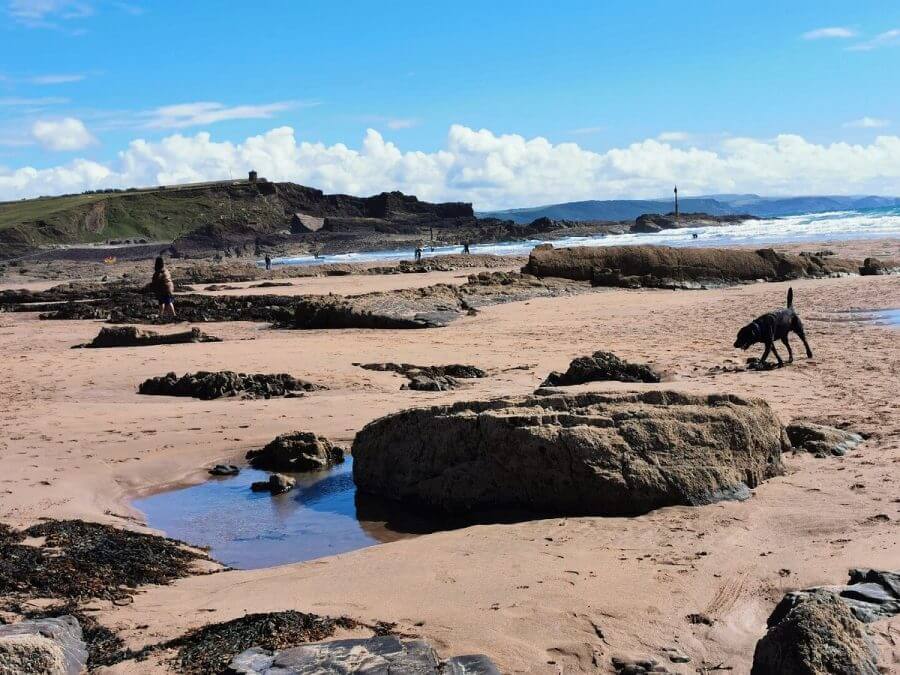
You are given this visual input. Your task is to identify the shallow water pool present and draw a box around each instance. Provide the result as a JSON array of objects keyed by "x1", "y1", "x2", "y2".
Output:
[{"x1": 133, "y1": 457, "x2": 431, "y2": 569}]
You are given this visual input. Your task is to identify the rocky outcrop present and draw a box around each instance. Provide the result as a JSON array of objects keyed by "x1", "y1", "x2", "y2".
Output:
[
  {"x1": 632, "y1": 212, "x2": 751, "y2": 233},
  {"x1": 246, "y1": 432, "x2": 344, "y2": 472},
  {"x1": 752, "y1": 592, "x2": 879, "y2": 675},
  {"x1": 786, "y1": 421, "x2": 864, "y2": 457},
  {"x1": 0, "y1": 616, "x2": 87, "y2": 675},
  {"x1": 138, "y1": 371, "x2": 321, "y2": 400},
  {"x1": 359, "y1": 362, "x2": 487, "y2": 391},
  {"x1": 228, "y1": 636, "x2": 499, "y2": 675},
  {"x1": 250, "y1": 473, "x2": 296, "y2": 495},
  {"x1": 858, "y1": 256, "x2": 899, "y2": 275},
  {"x1": 79, "y1": 326, "x2": 221, "y2": 348},
  {"x1": 523, "y1": 244, "x2": 859, "y2": 288},
  {"x1": 353, "y1": 390, "x2": 787, "y2": 516},
  {"x1": 751, "y1": 568, "x2": 899, "y2": 674},
  {"x1": 542, "y1": 351, "x2": 660, "y2": 387}
]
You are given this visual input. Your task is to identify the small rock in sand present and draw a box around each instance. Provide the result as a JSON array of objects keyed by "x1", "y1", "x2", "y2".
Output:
[
  {"x1": 541, "y1": 350, "x2": 661, "y2": 387},
  {"x1": 208, "y1": 464, "x2": 240, "y2": 476},
  {"x1": 786, "y1": 421, "x2": 864, "y2": 457}
]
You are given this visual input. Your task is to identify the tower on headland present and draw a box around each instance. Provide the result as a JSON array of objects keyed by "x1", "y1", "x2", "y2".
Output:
[
  {"x1": 248, "y1": 170, "x2": 258, "y2": 183},
  {"x1": 674, "y1": 185, "x2": 679, "y2": 220}
]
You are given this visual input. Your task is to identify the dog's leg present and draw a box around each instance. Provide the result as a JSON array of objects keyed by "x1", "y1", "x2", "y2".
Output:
[
  {"x1": 760, "y1": 342, "x2": 772, "y2": 365},
  {"x1": 770, "y1": 343, "x2": 784, "y2": 367},
  {"x1": 781, "y1": 336, "x2": 794, "y2": 363},
  {"x1": 794, "y1": 319, "x2": 813, "y2": 358}
]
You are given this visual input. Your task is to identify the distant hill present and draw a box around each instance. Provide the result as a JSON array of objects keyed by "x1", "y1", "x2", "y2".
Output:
[
  {"x1": 482, "y1": 194, "x2": 900, "y2": 223},
  {"x1": 0, "y1": 179, "x2": 474, "y2": 255}
]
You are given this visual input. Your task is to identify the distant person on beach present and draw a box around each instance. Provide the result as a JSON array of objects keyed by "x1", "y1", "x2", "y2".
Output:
[
  {"x1": 463, "y1": 242, "x2": 471, "y2": 254},
  {"x1": 414, "y1": 246, "x2": 422, "y2": 262},
  {"x1": 145, "y1": 256, "x2": 176, "y2": 319},
  {"x1": 264, "y1": 253, "x2": 272, "y2": 270}
]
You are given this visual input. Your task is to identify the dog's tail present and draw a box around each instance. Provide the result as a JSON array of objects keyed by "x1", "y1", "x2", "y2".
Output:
[{"x1": 787, "y1": 287, "x2": 793, "y2": 308}]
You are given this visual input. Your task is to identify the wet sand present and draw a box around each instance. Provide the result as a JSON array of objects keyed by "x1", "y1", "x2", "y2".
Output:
[{"x1": 0, "y1": 238, "x2": 898, "y2": 673}]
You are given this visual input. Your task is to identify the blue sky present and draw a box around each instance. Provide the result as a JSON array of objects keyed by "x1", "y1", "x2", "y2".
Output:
[{"x1": 2, "y1": 1, "x2": 900, "y2": 208}]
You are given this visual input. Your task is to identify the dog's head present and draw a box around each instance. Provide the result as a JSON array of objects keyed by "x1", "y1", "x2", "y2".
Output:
[{"x1": 734, "y1": 322, "x2": 760, "y2": 350}]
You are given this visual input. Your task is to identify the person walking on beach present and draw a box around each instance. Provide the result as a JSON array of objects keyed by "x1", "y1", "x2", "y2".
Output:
[
  {"x1": 463, "y1": 242, "x2": 471, "y2": 254},
  {"x1": 145, "y1": 256, "x2": 176, "y2": 319},
  {"x1": 414, "y1": 246, "x2": 422, "y2": 262},
  {"x1": 264, "y1": 253, "x2": 272, "y2": 270}
]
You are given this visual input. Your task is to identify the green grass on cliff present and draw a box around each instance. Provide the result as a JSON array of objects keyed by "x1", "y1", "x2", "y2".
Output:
[{"x1": 0, "y1": 183, "x2": 282, "y2": 248}]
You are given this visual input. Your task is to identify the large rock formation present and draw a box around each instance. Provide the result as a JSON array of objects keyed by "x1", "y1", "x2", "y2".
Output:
[
  {"x1": 246, "y1": 432, "x2": 345, "y2": 472},
  {"x1": 0, "y1": 616, "x2": 87, "y2": 675},
  {"x1": 523, "y1": 244, "x2": 858, "y2": 288},
  {"x1": 353, "y1": 390, "x2": 787, "y2": 516},
  {"x1": 138, "y1": 371, "x2": 321, "y2": 400},
  {"x1": 542, "y1": 350, "x2": 661, "y2": 387},
  {"x1": 228, "y1": 636, "x2": 499, "y2": 675}
]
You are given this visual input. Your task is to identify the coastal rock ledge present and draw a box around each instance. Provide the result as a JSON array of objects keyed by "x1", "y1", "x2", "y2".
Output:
[{"x1": 352, "y1": 390, "x2": 787, "y2": 516}]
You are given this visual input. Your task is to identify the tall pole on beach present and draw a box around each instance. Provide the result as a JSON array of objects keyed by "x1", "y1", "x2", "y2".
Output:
[{"x1": 674, "y1": 185, "x2": 679, "y2": 221}]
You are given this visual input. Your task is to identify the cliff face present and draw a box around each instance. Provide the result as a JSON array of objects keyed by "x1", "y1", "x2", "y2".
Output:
[{"x1": 0, "y1": 181, "x2": 476, "y2": 255}]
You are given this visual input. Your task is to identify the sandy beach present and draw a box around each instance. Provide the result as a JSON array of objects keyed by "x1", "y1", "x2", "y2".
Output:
[{"x1": 1, "y1": 239, "x2": 898, "y2": 673}]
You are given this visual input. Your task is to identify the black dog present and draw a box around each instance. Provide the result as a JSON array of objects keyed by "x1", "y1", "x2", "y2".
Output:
[{"x1": 734, "y1": 287, "x2": 813, "y2": 367}]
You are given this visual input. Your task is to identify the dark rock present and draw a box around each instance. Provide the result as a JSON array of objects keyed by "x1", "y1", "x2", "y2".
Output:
[
  {"x1": 352, "y1": 390, "x2": 787, "y2": 516},
  {"x1": 752, "y1": 591, "x2": 879, "y2": 675},
  {"x1": 227, "y1": 635, "x2": 500, "y2": 675},
  {"x1": 138, "y1": 371, "x2": 322, "y2": 400},
  {"x1": 250, "y1": 473, "x2": 296, "y2": 495},
  {"x1": 542, "y1": 350, "x2": 661, "y2": 387},
  {"x1": 246, "y1": 432, "x2": 344, "y2": 472},
  {"x1": 208, "y1": 464, "x2": 240, "y2": 476},
  {"x1": 80, "y1": 326, "x2": 222, "y2": 348},
  {"x1": 360, "y1": 362, "x2": 486, "y2": 391},
  {"x1": 0, "y1": 615, "x2": 87, "y2": 675},
  {"x1": 786, "y1": 421, "x2": 864, "y2": 457},
  {"x1": 859, "y1": 257, "x2": 887, "y2": 276}
]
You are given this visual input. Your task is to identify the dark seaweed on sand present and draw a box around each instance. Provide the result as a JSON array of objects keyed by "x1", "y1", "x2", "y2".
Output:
[
  {"x1": 0, "y1": 519, "x2": 208, "y2": 601},
  {"x1": 162, "y1": 611, "x2": 357, "y2": 674}
]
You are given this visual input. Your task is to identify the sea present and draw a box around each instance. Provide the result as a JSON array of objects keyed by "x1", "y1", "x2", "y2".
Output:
[{"x1": 269, "y1": 206, "x2": 900, "y2": 267}]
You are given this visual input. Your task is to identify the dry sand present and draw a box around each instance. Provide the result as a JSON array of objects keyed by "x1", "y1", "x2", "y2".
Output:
[{"x1": 0, "y1": 239, "x2": 898, "y2": 673}]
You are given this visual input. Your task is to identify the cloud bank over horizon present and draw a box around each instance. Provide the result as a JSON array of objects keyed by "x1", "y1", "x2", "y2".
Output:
[{"x1": 3, "y1": 124, "x2": 900, "y2": 210}]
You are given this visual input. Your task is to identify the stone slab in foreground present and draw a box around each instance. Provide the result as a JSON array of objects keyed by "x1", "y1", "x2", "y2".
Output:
[
  {"x1": 353, "y1": 390, "x2": 788, "y2": 516},
  {"x1": 228, "y1": 636, "x2": 499, "y2": 675},
  {"x1": 0, "y1": 616, "x2": 87, "y2": 675}
]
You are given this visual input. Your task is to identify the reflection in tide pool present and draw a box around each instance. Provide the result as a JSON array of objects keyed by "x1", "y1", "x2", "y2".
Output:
[{"x1": 134, "y1": 457, "x2": 425, "y2": 569}]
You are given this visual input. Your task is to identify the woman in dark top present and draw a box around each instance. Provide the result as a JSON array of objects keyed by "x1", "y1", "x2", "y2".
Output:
[{"x1": 145, "y1": 256, "x2": 176, "y2": 318}]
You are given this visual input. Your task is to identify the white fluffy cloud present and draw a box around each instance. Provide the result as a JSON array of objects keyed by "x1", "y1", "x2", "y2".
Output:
[
  {"x1": 142, "y1": 101, "x2": 302, "y2": 129},
  {"x1": 4, "y1": 125, "x2": 900, "y2": 209},
  {"x1": 802, "y1": 27, "x2": 857, "y2": 40},
  {"x1": 31, "y1": 117, "x2": 95, "y2": 150},
  {"x1": 844, "y1": 117, "x2": 890, "y2": 129}
]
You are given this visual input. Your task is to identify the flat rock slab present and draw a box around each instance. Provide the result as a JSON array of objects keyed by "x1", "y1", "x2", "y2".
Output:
[
  {"x1": 360, "y1": 363, "x2": 487, "y2": 392},
  {"x1": 786, "y1": 421, "x2": 864, "y2": 457},
  {"x1": 0, "y1": 616, "x2": 87, "y2": 675},
  {"x1": 228, "y1": 636, "x2": 499, "y2": 674},
  {"x1": 353, "y1": 390, "x2": 788, "y2": 517},
  {"x1": 138, "y1": 371, "x2": 322, "y2": 400},
  {"x1": 80, "y1": 325, "x2": 222, "y2": 348}
]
